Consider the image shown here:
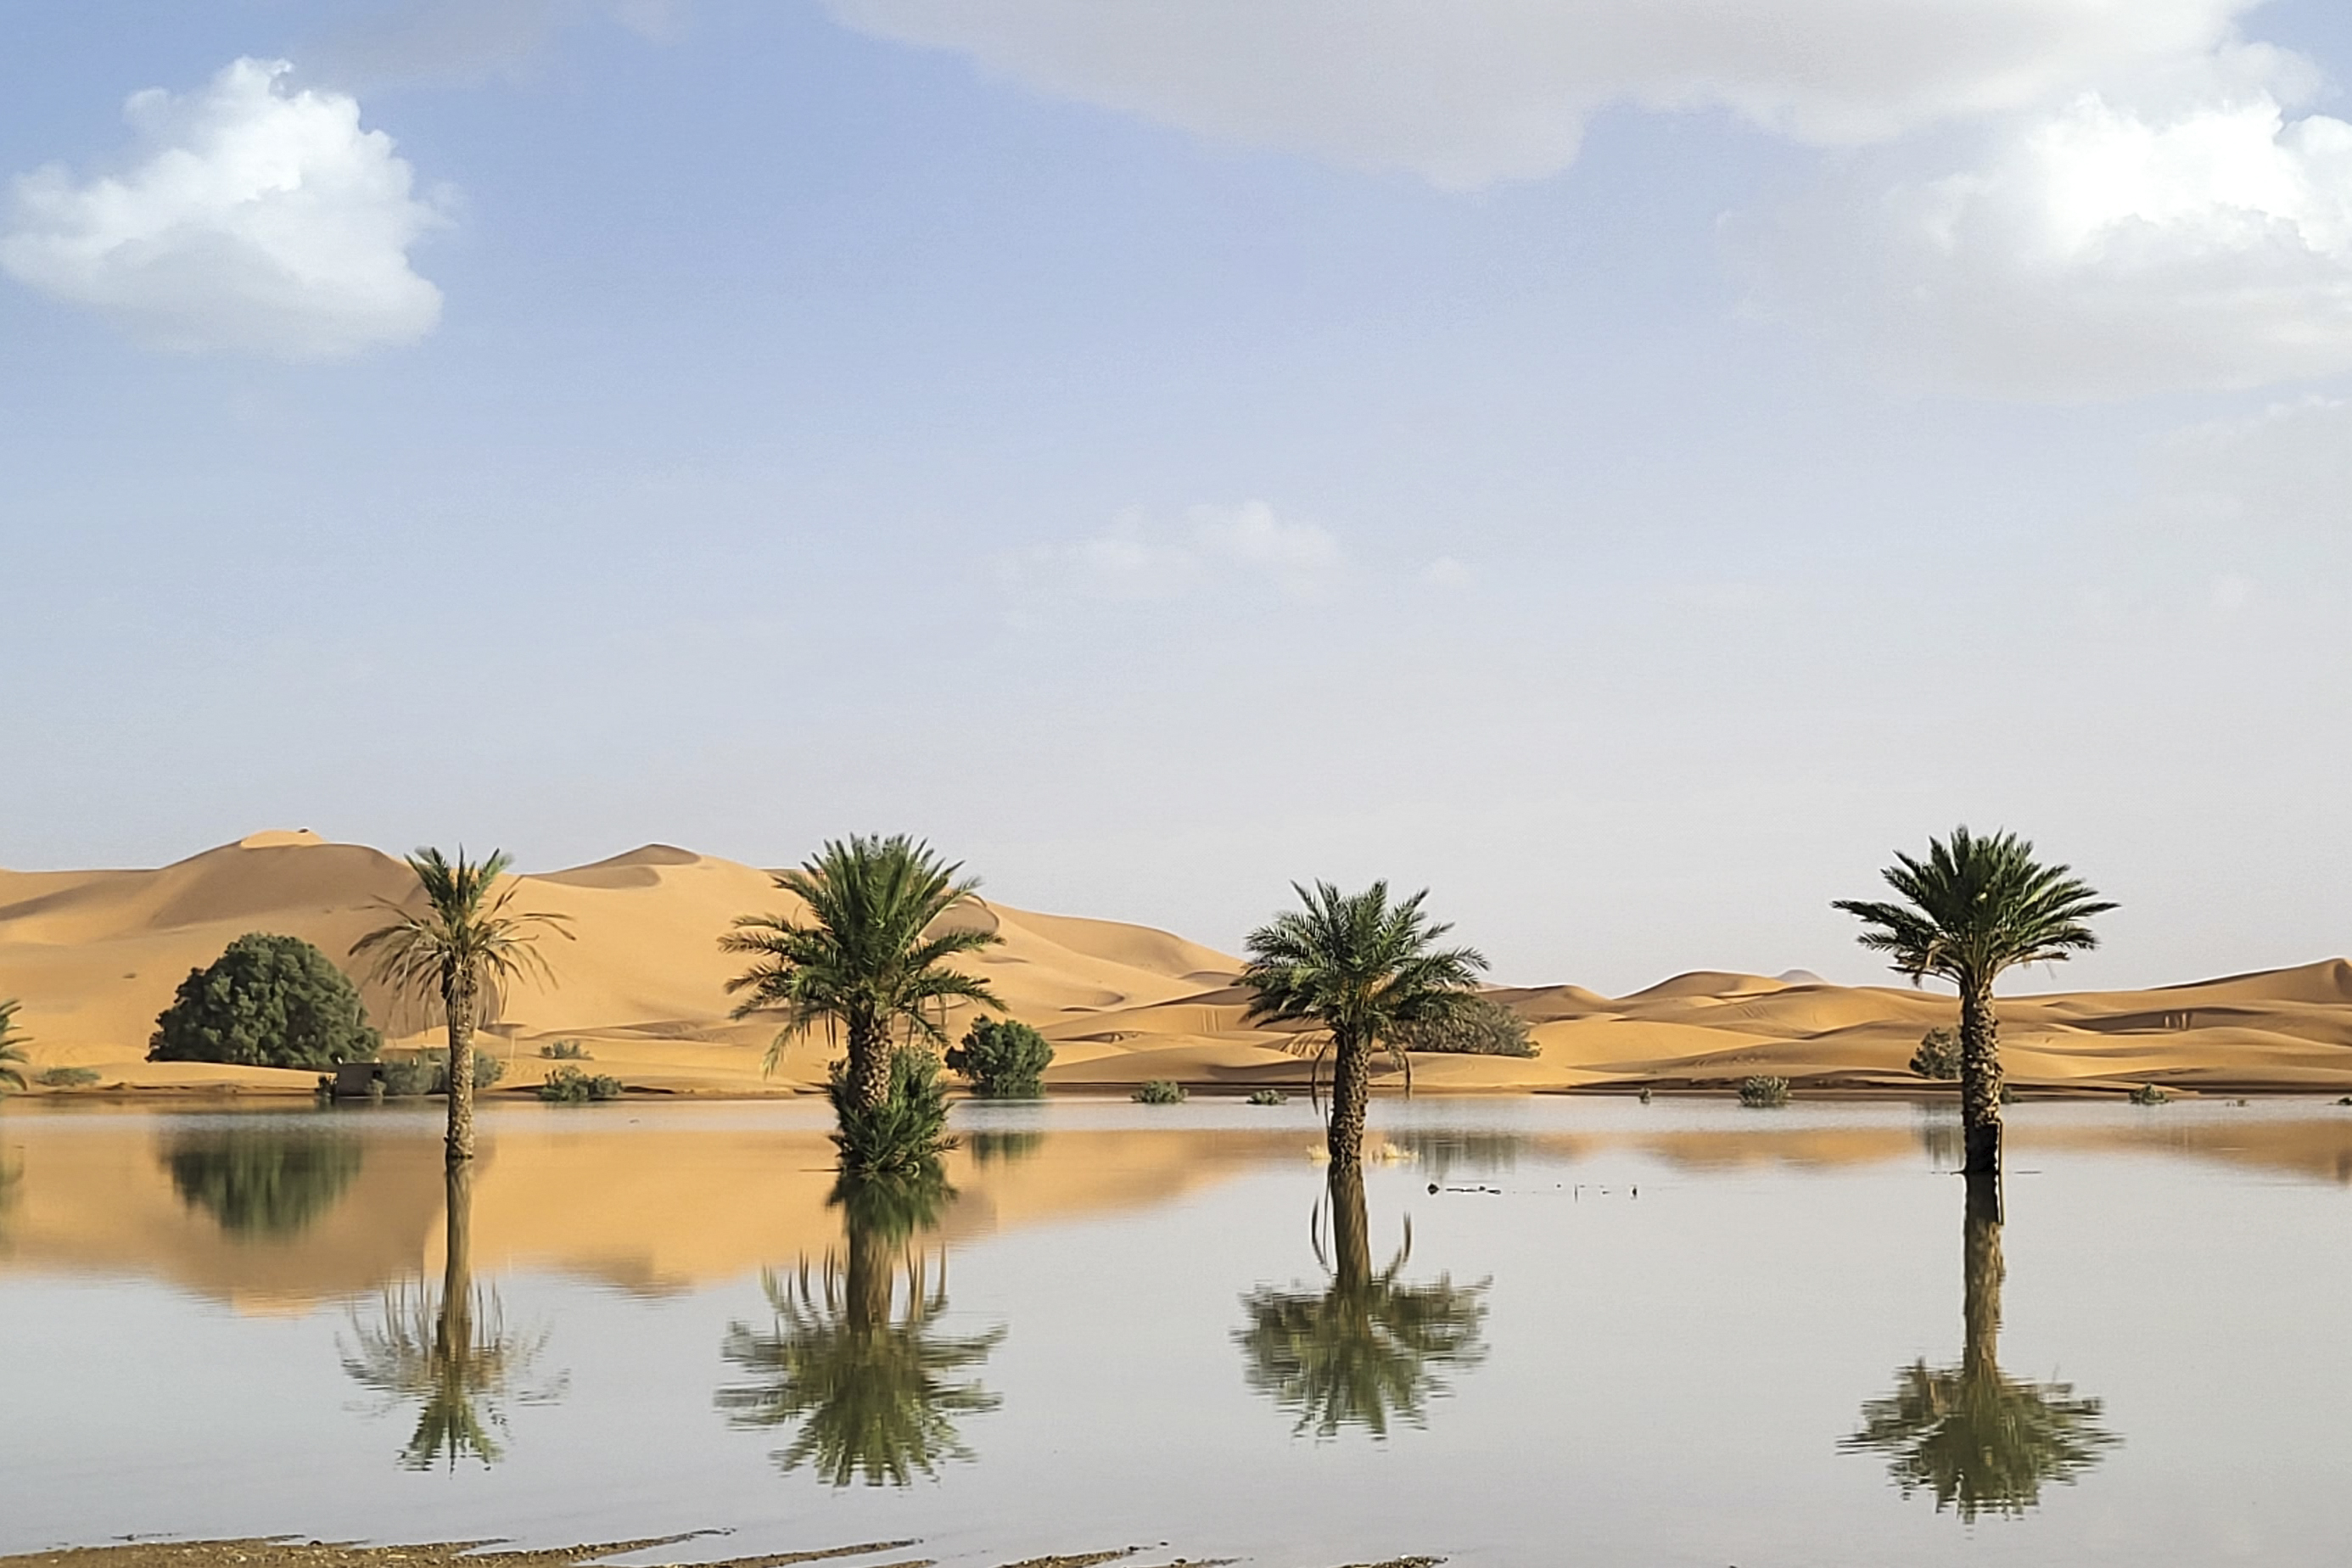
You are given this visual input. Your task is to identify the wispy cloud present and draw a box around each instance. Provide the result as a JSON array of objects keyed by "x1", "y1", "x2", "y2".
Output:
[{"x1": 1005, "y1": 500, "x2": 1345, "y2": 603}]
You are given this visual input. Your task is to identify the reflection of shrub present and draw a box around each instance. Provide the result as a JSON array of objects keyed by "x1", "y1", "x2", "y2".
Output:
[
  {"x1": 149, "y1": 933, "x2": 381, "y2": 1069},
  {"x1": 380, "y1": 1050, "x2": 503, "y2": 1097},
  {"x1": 164, "y1": 1131, "x2": 364, "y2": 1236},
  {"x1": 2129, "y1": 1084, "x2": 2171, "y2": 1106},
  {"x1": 832, "y1": 1051, "x2": 955, "y2": 1177},
  {"x1": 538, "y1": 1066, "x2": 624, "y2": 1103},
  {"x1": 1246, "y1": 1088, "x2": 1287, "y2": 1106},
  {"x1": 37, "y1": 1066, "x2": 101, "y2": 1088},
  {"x1": 944, "y1": 1018, "x2": 1054, "y2": 1098},
  {"x1": 1738, "y1": 1075, "x2": 1791, "y2": 1108},
  {"x1": 1134, "y1": 1080, "x2": 1185, "y2": 1105},
  {"x1": 1911, "y1": 1027, "x2": 1961, "y2": 1080},
  {"x1": 539, "y1": 1039, "x2": 592, "y2": 1060},
  {"x1": 1390, "y1": 994, "x2": 1537, "y2": 1057},
  {"x1": 966, "y1": 1129, "x2": 1044, "y2": 1164}
]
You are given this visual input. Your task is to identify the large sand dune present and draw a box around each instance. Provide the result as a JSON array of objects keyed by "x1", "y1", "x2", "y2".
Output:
[{"x1": 4, "y1": 832, "x2": 2352, "y2": 1096}]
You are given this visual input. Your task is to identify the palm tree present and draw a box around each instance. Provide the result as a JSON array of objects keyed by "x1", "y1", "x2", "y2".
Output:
[
  {"x1": 0, "y1": 999, "x2": 27, "y2": 1094},
  {"x1": 341, "y1": 1163, "x2": 557, "y2": 1470},
  {"x1": 717, "y1": 1169, "x2": 1004, "y2": 1487},
  {"x1": 722, "y1": 836, "x2": 1003, "y2": 1115},
  {"x1": 1842, "y1": 1177, "x2": 2117, "y2": 1518},
  {"x1": 1240, "y1": 882, "x2": 1487, "y2": 1168},
  {"x1": 352, "y1": 848, "x2": 571, "y2": 1164},
  {"x1": 1235, "y1": 1166, "x2": 1489, "y2": 1438},
  {"x1": 1834, "y1": 827, "x2": 2114, "y2": 1178}
]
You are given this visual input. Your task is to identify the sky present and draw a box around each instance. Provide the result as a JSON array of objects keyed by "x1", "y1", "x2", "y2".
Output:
[{"x1": 4, "y1": 0, "x2": 2352, "y2": 993}]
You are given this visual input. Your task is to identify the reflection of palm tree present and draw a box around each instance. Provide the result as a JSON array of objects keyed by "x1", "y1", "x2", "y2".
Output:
[
  {"x1": 1235, "y1": 1167, "x2": 1488, "y2": 1438},
  {"x1": 342, "y1": 1164, "x2": 554, "y2": 1470},
  {"x1": 717, "y1": 1168, "x2": 1004, "y2": 1487},
  {"x1": 163, "y1": 1129, "x2": 362, "y2": 1237},
  {"x1": 1844, "y1": 1178, "x2": 2117, "y2": 1519}
]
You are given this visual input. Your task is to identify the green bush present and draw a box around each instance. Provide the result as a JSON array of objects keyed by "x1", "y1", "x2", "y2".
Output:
[
  {"x1": 944, "y1": 1016, "x2": 1055, "y2": 1097},
  {"x1": 1134, "y1": 1079, "x2": 1186, "y2": 1105},
  {"x1": 148, "y1": 933, "x2": 381, "y2": 1070},
  {"x1": 2129, "y1": 1084, "x2": 2171, "y2": 1106},
  {"x1": 539, "y1": 1039, "x2": 592, "y2": 1060},
  {"x1": 36, "y1": 1066, "x2": 101, "y2": 1088},
  {"x1": 378, "y1": 1048, "x2": 503, "y2": 1097},
  {"x1": 831, "y1": 1050, "x2": 955, "y2": 1177},
  {"x1": 1246, "y1": 1088, "x2": 1288, "y2": 1106},
  {"x1": 1738, "y1": 1075, "x2": 1791, "y2": 1108},
  {"x1": 1389, "y1": 994, "x2": 1537, "y2": 1057},
  {"x1": 538, "y1": 1065, "x2": 624, "y2": 1103},
  {"x1": 1910, "y1": 1026, "x2": 1961, "y2": 1080}
]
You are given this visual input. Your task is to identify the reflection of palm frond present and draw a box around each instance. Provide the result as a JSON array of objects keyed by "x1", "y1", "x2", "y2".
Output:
[
  {"x1": 1844, "y1": 1360, "x2": 2117, "y2": 1520},
  {"x1": 0, "y1": 1151, "x2": 21, "y2": 1252},
  {"x1": 1235, "y1": 1274, "x2": 1488, "y2": 1439},
  {"x1": 717, "y1": 1249, "x2": 1003, "y2": 1487},
  {"x1": 340, "y1": 1281, "x2": 554, "y2": 1470},
  {"x1": 1237, "y1": 1183, "x2": 1488, "y2": 1439}
]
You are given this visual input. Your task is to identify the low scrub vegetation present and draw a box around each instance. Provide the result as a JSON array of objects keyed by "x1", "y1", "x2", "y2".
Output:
[
  {"x1": 2129, "y1": 1084, "x2": 2172, "y2": 1106},
  {"x1": 538, "y1": 1065, "x2": 624, "y2": 1103},
  {"x1": 1909, "y1": 1027, "x2": 1961, "y2": 1080},
  {"x1": 1739, "y1": 1075, "x2": 1792, "y2": 1108},
  {"x1": 944, "y1": 1017, "x2": 1055, "y2": 1098},
  {"x1": 1134, "y1": 1079, "x2": 1186, "y2": 1105},
  {"x1": 831, "y1": 1050, "x2": 955, "y2": 1177},
  {"x1": 379, "y1": 1050, "x2": 504, "y2": 1098},
  {"x1": 1246, "y1": 1088, "x2": 1288, "y2": 1106},
  {"x1": 538, "y1": 1039, "x2": 593, "y2": 1060},
  {"x1": 36, "y1": 1066, "x2": 100, "y2": 1088},
  {"x1": 1389, "y1": 994, "x2": 1537, "y2": 1058},
  {"x1": 148, "y1": 932, "x2": 381, "y2": 1070}
]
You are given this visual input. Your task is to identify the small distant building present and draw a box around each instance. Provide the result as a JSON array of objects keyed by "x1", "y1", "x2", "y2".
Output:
[{"x1": 331, "y1": 1061, "x2": 388, "y2": 1099}]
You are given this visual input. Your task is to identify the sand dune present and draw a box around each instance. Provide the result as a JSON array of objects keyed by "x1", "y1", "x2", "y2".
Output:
[{"x1": 4, "y1": 831, "x2": 2352, "y2": 1096}]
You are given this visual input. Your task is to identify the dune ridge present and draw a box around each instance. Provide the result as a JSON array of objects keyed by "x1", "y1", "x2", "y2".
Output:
[{"x1": 5, "y1": 832, "x2": 2352, "y2": 1096}]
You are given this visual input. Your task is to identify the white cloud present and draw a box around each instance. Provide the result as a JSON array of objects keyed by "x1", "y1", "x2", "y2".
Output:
[
  {"x1": 1007, "y1": 500, "x2": 1344, "y2": 602},
  {"x1": 822, "y1": 0, "x2": 2250, "y2": 189},
  {"x1": 1754, "y1": 49, "x2": 2352, "y2": 396},
  {"x1": 2, "y1": 59, "x2": 445, "y2": 359}
]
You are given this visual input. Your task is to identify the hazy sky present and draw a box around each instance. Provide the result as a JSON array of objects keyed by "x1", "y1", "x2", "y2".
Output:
[{"x1": 6, "y1": 0, "x2": 2352, "y2": 992}]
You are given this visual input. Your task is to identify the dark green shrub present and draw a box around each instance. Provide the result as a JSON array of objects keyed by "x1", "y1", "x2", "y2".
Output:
[
  {"x1": 2129, "y1": 1084, "x2": 2171, "y2": 1106},
  {"x1": 538, "y1": 1065, "x2": 624, "y2": 1103},
  {"x1": 163, "y1": 1130, "x2": 363, "y2": 1236},
  {"x1": 379, "y1": 1049, "x2": 502, "y2": 1097},
  {"x1": 1910, "y1": 1026, "x2": 1961, "y2": 1080},
  {"x1": 831, "y1": 1050, "x2": 955, "y2": 1177},
  {"x1": 1134, "y1": 1079, "x2": 1185, "y2": 1105},
  {"x1": 539, "y1": 1039, "x2": 592, "y2": 1060},
  {"x1": 1246, "y1": 1088, "x2": 1287, "y2": 1106},
  {"x1": 36, "y1": 1066, "x2": 100, "y2": 1088},
  {"x1": 1389, "y1": 993, "x2": 1537, "y2": 1057},
  {"x1": 1738, "y1": 1075, "x2": 1791, "y2": 1108},
  {"x1": 148, "y1": 933, "x2": 382, "y2": 1070},
  {"x1": 944, "y1": 1017, "x2": 1055, "y2": 1098}
]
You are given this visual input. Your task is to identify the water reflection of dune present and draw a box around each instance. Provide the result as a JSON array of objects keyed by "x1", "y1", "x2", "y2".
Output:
[{"x1": 8, "y1": 1107, "x2": 2352, "y2": 1309}]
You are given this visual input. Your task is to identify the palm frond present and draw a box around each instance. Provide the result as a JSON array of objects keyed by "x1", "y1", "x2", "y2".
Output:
[{"x1": 1834, "y1": 826, "x2": 2116, "y2": 991}]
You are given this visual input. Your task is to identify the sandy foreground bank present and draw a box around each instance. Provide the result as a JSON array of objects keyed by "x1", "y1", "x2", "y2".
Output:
[
  {"x1": 0, "y1": 1541, "x2": 1436, "y2": 1568},
  {"x1": 6, "y1": 831, "x2": 2352, "y2": 1098}
]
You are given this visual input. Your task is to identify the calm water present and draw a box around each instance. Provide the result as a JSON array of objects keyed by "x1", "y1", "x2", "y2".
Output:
[{"x1": 1, "y1": 1095, "x2": 2347, "y2": 1566}]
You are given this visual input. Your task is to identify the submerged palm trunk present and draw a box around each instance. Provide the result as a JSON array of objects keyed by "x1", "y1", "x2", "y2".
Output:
[
  {"x1": 1327, "y1": 1032, "x2": 1371, "y2": 1168},
  {"x1": 445, "y1": 970, "x2": 479, "y2": 1164},
  {"x1": 847, "y1": 1011, "x2": 892, "y2": 1114},
  {"x1": 1328, "y1": 1164, "x2": 1371, "y2": 1296},
  {"x1": 1958, "y1": 981, "x2": 2002, "y2": 1176}
]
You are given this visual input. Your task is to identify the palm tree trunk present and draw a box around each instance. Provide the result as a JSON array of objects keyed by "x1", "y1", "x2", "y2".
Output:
[
  {"x1": 843, "y1": 1205, "x2": 893, "y2": 1334},
  {"x1": 1327, "y1": 1032, "x2": 1370, "y2": 1168},
  {"x1": 847, "y1": 1011, "x2": 892, "y2": 1114},
  {"x1": 1961, "y1": 1173, "x2": 2003, "y2": 1382},
  {"x1": 445, "y1": 970, "x2": 477, "y2": 1165},
  {"x1": 1958, "y1": 979, "x2": 2002, "y2": 1176},
  {"x1": 439, "y1": 1160, "x2": 475, "y2": 1355}
]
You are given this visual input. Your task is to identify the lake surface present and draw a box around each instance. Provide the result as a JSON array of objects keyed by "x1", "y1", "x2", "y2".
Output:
[{"x1": 2, "y1": 1095, "x2": 2347, "y2": 1566}]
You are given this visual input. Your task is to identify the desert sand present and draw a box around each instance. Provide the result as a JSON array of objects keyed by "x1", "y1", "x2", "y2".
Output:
[{"x1": 5, "y1": 830, "x2": 2352, "y2": 1098}]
